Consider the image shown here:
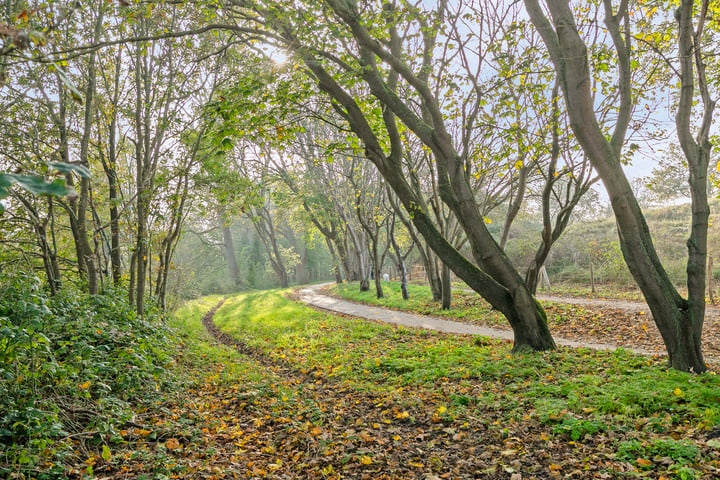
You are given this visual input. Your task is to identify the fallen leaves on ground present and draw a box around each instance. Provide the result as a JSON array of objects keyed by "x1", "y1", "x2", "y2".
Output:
[{"x1": 66, "y1": 300, "x2": 720, "y2": 479}]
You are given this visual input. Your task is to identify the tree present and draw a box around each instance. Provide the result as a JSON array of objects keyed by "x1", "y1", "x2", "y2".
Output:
[
  {"x1": 524, "y1": 0, "x2": 716, "y2": 372},
  {"x1": 350, "y1": 161, "x2": 390, "y2": 298},
  {"x1": 225, "y1": 0, "x2": 557, "y2": 351}
]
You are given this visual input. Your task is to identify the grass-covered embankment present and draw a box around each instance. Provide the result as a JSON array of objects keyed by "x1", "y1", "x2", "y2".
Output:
[
  {"x1": 203, "y1": 289, "x2": 720, "y2": 479},
  {"x1": 5, "y1": 284, "x2": 719, "y2": 478}
]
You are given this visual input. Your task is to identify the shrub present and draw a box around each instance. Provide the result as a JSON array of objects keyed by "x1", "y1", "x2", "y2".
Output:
[
  {"x1": 0, "y1": 274, "x2": 175, "y2": 476},
  {"x1": 552, "y1": 417, "x2": 607, "y2": 441}
]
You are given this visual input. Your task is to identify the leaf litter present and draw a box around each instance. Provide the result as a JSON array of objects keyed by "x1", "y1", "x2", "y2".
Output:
[{"x1": 68, "y1": 294, "x2": 720, "y2": 479}]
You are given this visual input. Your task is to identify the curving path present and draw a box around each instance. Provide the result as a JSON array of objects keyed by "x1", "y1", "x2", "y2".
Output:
[{"x1": 295, "y1": 283, "x2": 657, "y2": 356}]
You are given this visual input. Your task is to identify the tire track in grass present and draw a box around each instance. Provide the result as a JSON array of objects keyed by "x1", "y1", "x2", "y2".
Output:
[{"x1": 199, "y1": 298, "x2": 558, "y2": 480}]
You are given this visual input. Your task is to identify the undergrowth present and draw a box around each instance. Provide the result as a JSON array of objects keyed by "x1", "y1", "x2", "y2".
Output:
[{"x1": 0, "y1": 274, "x2": 175, "y2": 478}]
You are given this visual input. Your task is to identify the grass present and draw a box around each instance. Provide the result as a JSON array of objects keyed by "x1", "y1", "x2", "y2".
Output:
[
  {"x1": 329, "y1": 281, "x2": 508, "y2": 327},
  {"x1": 200, "y1": 288, "x2": 720, "y2": 478},
  {"x1": 29, "y1": 287, "x2": 715, "y2": 478},
  {"x1": 212, "y1": 289, "x2": 720, "y2": 426}
]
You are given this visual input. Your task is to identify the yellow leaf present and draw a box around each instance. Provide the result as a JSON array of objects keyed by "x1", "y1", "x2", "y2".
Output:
[
  {"x1": 79, "y1": 381, "x2": 91, "y2": 389},
  {"x1": 437, "y1": 406, "x2": 447, "y2": 415},
  {"x1": 636, "y1": 457, "x2": 652, "y2": 467},
  {"x1": 673, "y1": 387, "x2": 684, "y2": 397},
  {"x1": 514, "y1": 160, "x2": 523, "y2": 169},
  {"x1": 396, "y1": 411, "x2": 410, "y2": 419},
  {"x1": 165, "y1": 438, "x2": 181, "y2": 450},
  {"x1": 359, "y1": 455, "x2": 372, "y2": 465},
  {"x1": 483, "y1": 217, "x2": 492, "y2": 224}
]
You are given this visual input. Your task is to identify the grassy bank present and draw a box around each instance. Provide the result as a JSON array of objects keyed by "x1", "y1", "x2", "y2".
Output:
[
  {"x1": 204, "y1": 289, "x2": 720, "y2": 479},
  {"x1": 7, "y1": 286, "x2": 719, "y2": 478}
]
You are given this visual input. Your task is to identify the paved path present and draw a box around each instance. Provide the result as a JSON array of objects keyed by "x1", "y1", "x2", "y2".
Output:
[{"x1": 295, "y1": 283, "x2": 656, "y2": 356}]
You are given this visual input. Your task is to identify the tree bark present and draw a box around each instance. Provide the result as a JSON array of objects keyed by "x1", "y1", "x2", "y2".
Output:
[
  {"x1": 223, "y1": 224, "x2": 242, "y2": 287},
  {"x1": 499, "y1": 166, "x2": 528, "y2": 250},
  {"x1": 326, "y1": 238, "x2": 344, "y2": 284},
  {"x1": 251, "y1": 205, "x2": 290, "y2": 288},
  {"x1": 101, "y1": 50, "x2": 124, "y2": 286},
  {"x1": 708, "y1": 256, "x2": 714, "y2": 305},
  {"x1": 441, "y1": 262, "x2": 451, "y2": 310},
  {"x1": 525, "y1": 0, "x2": 709, "y2": 371}
]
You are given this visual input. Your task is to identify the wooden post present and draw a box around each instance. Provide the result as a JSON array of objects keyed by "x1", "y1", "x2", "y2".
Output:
[
  {"x1": 590, "y1": 260, "x2": 595, "y2": 294},
  {"x1": 539, "y1": 265, "x2": 551, "y2": 290},
  {"x1": 709, "y1": 256, "x2": 715, "y2": 305}
]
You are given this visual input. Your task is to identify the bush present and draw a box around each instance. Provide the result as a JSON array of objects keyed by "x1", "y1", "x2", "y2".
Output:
[
  {"x1": 0, "y1": 274, "x2": 175, "y2": 476},
  {"x1": 552, "y1": 417, "x2": 607, "y2": 440}
]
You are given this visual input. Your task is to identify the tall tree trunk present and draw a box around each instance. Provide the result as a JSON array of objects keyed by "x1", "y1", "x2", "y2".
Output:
[
  {"x1": 296, "y1": 246, "x2": 309, "y2": 285},
  {"x1": 499, "y1": 166, "x2": 528, "y2": 250},
  {"x1": 525, "y1": 0, "x2": 710, "y2": 371},
  {"x1": 252, "y1": 206, "x2": 290, "y2": 288},
  {"x1": 389, "y1": 215, "x2": 412, "y2": 300},
  {"x1": 101, "y1": 49, "x2": 124, "y2": 286},
  {"x1": 222, "y1": 224, "x2": 242, "y2": 287},
  {"x1": 129, "y1": 250, "x2": 137, "y2": 308},
  {"x1": 326, "y1": 238, "x2": 344, "y2": 284},
  {"x1": 441, "y1": 262, "x2": 451, "y2": 310},
  {"x1": 155, "y1": 167, "x2": 190, "y2": 311},
  {"x1": 47, "y1": 198, "x2": 62, "y2": 293},
  {"x1": 371, "y1": 241, "x2": 384, "y2": 298}
]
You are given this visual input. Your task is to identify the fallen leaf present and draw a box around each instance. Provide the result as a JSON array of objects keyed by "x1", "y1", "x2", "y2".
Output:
[{"x1": 165, "y1": 438, "x2": 181, "y2": 450}]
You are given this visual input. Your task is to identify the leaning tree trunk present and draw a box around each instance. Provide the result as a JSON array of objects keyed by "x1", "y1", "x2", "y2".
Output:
[
  {"x1": 525, "y1": 0, "x2": 708, "y2": 371},
  {"x1": 296, "y1": 17, "x2": 555, "y2": 352},
  {"x1": 297, "y1": 47, "x2": 555, "y2": 351}
]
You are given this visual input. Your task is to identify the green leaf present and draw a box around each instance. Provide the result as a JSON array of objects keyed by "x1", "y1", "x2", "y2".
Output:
[
  {"x1": 0, "y1": 173, "x2": 12, "y2": 195},
  {"x1": 1, "y1": 173, "x2": 74, "y2": 197},
  {"x1": 52, "y1": 62, "x2": 84, "y2": 104},
  {"x1": 48, "y1": 162, "x2": 92, "y2": 178},
  {"x1": 101, "y1": 444, "x2": 111, "y2": 461}
]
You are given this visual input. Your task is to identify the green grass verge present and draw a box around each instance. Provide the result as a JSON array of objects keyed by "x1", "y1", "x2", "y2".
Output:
[
  {"x1": 329, "y1": 281, "x2": 509, "y2": 326},
  {"x1": 203, "y1": 288, "x2": 720, "y2": 477},
  {"x1": 213, "y1": 289, "x2": 720, "y2": 425}
]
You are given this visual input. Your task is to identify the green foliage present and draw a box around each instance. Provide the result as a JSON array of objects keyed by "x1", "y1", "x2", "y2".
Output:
[
  {"x1": 0, "y1": 274, "x2": 175, "y2": 476},
  {"x1": 617, "y1": 437, "x2": 701, "y2": 464},
  {"x1": 0, "y1": 162, "x2": 92, "y2": 214},
  {"x1": 552, "y1": 417, "x2": 607, "y2": 440}
]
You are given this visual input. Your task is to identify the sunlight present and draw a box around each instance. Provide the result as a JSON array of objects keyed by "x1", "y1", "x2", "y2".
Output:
[{"x1": 271, "y1": 50, "x2": 287, "y2": 65}]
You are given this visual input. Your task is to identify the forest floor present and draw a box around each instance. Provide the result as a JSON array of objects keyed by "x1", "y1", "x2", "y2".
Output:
[
  {"x1": 68, "y1": 288, "x2": 720, "y2": 480},
  {"x1": 320, "y1": 282, "x2": 720, "y2": 368}
]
